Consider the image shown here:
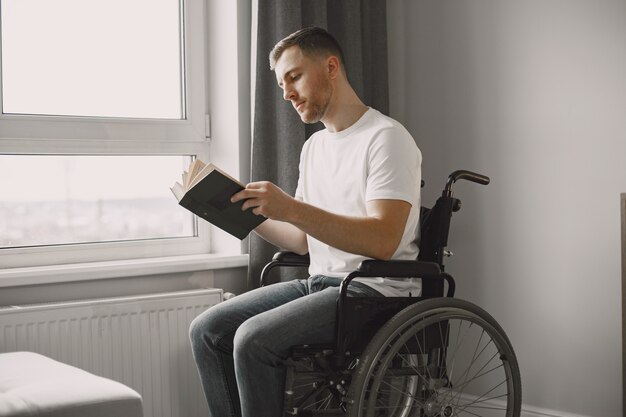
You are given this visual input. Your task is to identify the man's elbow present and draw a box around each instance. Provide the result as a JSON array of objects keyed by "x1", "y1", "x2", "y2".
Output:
[
  {"x1": 292, "y1": 236, "x2": 309, "y2": 256},
  {"x1": 367, "y1": 215, "x2": 407, "y2": 260},
  {"x1": 376, "y1": 250, "x2": 395, "y2": 261},
  {"x1": 372, "y1": 240, "x2": 400, "y2": 261},
  {"x1": 293, "y1": 247, "x2": 309, "y2": 256}
]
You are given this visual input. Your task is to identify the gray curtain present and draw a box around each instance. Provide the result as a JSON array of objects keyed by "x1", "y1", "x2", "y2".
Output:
[{"x1": 248, "y1": 0, "x2": 389, "y2": 290}]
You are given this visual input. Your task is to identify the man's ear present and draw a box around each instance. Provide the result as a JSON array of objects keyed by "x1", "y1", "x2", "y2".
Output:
[{"x1": 326, "y1": 55, "x2": 341, "y2": 79}]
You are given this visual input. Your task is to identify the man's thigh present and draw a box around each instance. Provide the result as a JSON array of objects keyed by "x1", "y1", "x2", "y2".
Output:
[
  {"x1": 191, "y1": 279, "x2": 309, "y2": 349},
  {"x1": 236, "y1": 286, "x2": 340, "y2": 357}
]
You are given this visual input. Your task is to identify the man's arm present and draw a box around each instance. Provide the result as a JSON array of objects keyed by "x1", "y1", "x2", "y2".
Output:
[
  {"x1": 233, "y1": 182, "x2": 410, "y2": 260},
  {"x1": 253, "y1": 218, "x2": 309, "y2": 255}
]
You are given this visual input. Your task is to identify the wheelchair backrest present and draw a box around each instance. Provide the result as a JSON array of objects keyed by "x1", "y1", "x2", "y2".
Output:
[
  {"x1": 416, "y1": 170, "x2": 490, "y2": 269},
  {"x1": 416, "y1": 197, "x2": 456, "y2": 268}
]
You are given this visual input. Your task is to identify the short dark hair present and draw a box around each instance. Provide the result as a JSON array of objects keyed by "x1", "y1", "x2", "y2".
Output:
[{"x1": 269, "y1": 27, "x2": 345, "y2": 71}]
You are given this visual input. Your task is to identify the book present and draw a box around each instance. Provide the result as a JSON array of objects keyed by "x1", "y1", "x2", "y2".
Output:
[{"x1": 170, "y1": 159, "x2": 266, "y2": 240}]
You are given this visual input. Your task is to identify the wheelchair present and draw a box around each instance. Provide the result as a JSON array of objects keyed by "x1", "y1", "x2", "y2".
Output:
[{"x1": 260, "y1": 170, "x2": 522, "y2": 417}]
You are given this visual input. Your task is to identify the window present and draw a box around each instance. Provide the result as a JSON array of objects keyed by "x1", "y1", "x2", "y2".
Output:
[
  {"x1": 0, "y1": 0, "x2": 210, "y2": 269},
  {"x1": 0, "y1": 155, "x2": 194, "y2": 248},
  {"x1": 1, "y1": 0, "x2": 184, "y2": 119}
]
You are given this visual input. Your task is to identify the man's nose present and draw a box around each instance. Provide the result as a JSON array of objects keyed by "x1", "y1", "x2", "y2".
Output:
[{"x1": 283, "y1": 86, "x2": 296, "y2": 101}]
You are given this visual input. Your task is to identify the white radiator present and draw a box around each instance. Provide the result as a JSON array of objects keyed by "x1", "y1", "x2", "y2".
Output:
[{"x1": 0, "y1": 289, "x2": 222, "y2": 417}]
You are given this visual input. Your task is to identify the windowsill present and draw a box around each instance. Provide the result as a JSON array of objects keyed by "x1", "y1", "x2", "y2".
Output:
[{"x1": 0, "y1": 253, "x2": 249, "y2": 288}]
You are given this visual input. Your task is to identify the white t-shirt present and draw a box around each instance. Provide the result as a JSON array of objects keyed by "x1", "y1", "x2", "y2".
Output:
[{"x1": 295, "y1": 108, "x2": 422, "y2": 297}]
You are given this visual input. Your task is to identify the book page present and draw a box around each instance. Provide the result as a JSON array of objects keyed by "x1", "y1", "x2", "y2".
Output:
[
  {"x1": 186, "y1": 159, "x2": 207, "y2": 190},
  {"x1": 170, "y1": 159, "x2": 246, "y2": 200},
  {"x1": 181, "y1": 171, "x2": 188, "y2": 189},
  {"x1": 188, "y1": 162, "x2": 216, "y2": 190},
  {"x1": 170, "y1": 182, "x2": 184, "y2": 201},
  {"x1": 183, "y1": 163, "x2": 196, "y2": 190},
  {"x1": 189, "y1": 163, "x2": 245, "y2": 190}
]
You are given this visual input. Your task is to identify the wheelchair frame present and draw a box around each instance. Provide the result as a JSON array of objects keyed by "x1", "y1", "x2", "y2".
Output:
[{"x1": 260, "y1": 170, "x2": 522, "y2": 417}]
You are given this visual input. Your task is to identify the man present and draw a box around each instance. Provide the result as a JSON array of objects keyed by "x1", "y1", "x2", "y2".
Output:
[{"x1": 190, "y1": 27, "x2": 421, "y2": 417}]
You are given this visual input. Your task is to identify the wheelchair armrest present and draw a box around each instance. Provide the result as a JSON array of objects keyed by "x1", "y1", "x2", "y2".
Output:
[
  {"x1": 271, "y1": 251, "x2": 310, "y2": 265},
  {"x1": 342, "y1": 259, "x2": 454, "y2": 302},
  {"x1": 260, "y1": 251, "x2": 310, "y2": 286},
  {"x1": 353, "y1": 259, "x2": 453, "y2": 297}
]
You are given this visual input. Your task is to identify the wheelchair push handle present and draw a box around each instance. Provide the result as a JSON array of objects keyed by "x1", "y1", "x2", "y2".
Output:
[{"x1": 444, "y1": 170, "x2": 490, "y2": 196}]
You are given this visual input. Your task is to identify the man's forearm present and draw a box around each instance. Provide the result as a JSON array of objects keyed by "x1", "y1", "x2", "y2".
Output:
[
  {"x1": 286, "y1": 199, "x2": 408, "y2": 260},
  {"x1": 254, "y1": 219, "x2": 309, "y2": 255},
  {"x1": 232, "y1": 181, "x2": 410, "y2": 259}
]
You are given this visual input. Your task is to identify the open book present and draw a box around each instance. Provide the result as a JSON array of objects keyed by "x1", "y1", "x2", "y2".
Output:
[{"x1": 170, "y1": 159, "x2": 266, "y2": 240}]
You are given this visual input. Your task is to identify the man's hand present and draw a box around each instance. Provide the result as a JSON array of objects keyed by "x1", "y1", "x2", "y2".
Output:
[
  {"x1": 231, "y1": 182, "x2": 308, "y2": 254},
  {"x1": 231, "y1": 181, "x2": 296, "y2": 222}
]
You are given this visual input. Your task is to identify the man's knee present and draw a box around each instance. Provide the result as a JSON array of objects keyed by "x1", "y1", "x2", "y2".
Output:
[
  {"x1": 189, "y1": 313, "x2": 207, "y2": 346},
  {"x1": 233, "y1": 316, "x2": 285, "y2": 365},
  {"x1": 189, "y1": 304, "x2": 231, "y2": 349}
]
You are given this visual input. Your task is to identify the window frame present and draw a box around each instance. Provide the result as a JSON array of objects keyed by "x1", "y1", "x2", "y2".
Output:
[{"x1": 0, "y1": 0, "x2": 212, "y2": 269}]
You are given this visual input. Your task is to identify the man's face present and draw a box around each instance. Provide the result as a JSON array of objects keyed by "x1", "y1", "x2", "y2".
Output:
[{"x1": 274, "y1": 46, "x2": 333, "y2": 124}]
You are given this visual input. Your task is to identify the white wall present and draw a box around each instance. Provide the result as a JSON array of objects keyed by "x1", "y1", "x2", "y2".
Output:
[
  {"x1": 388, "y1": 1, "x2": 625, "y2": 416},
  {"x1": 206, "y1": 0, "x2": 253, "y2": 254}
]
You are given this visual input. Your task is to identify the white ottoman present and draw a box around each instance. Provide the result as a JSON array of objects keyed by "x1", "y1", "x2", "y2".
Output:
[{"x1": 0, "y1": 352, "x2": 143, "y2": 417}]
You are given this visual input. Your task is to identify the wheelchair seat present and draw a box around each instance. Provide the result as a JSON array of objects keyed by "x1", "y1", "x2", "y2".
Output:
[{"x1": 259, "y1": 170, "x2": 522, "y2": 417}]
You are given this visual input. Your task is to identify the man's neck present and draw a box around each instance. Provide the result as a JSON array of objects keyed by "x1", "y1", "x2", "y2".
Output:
[
  {"x1": 321, "y1": 77, "x2": 368, "y2": 133},
  {"x1": 323, "y1": 102, "x2": 368, "y2": 133}
]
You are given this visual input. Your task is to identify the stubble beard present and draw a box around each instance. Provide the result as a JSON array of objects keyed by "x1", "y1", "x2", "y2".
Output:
[
  {"x1": 300, "y1": 81, "x2": 332, "y2": 124},
  {"x1": 301, "y1": 102, "x2": 326, "y2": 124}
]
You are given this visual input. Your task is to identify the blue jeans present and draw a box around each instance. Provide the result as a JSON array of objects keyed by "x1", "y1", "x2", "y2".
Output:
[{"x1": 189, "y1": 275, "x2": 381, "y2": 417}]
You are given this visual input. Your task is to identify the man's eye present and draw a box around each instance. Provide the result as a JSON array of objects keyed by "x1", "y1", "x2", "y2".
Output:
[{"x1": 292, "y1": 74, "x2": 301, "y2": 81}]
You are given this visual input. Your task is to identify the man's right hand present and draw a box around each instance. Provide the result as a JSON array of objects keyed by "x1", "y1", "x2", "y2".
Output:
[{"x1": 231, "y1": 181, "x2": 297, "y2": 223}]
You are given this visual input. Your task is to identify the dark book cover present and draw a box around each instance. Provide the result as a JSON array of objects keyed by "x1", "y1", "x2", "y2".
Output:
[{"x1": 176, "y1": 168, "x2": 266, "y2": 240}]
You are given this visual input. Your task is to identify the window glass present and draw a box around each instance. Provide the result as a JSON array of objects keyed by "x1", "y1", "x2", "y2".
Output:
[
  {"x1": 1, "y1": 0, "x2": 184, "y2": 119},
  {"x1": 0, "y1": 155, "x2": 195, "y2": 248}
]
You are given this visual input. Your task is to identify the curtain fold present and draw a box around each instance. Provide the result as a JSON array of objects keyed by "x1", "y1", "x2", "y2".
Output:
[{"x1": 248, "y1": 0, "x2": 389, "y2": 290}]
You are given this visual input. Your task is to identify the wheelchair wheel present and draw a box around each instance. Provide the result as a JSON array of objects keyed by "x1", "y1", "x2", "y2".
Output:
[
  {"x1": 346, "y1": 298, "x2": 521, "y2": 417},
  {"x1": 283, "y1": 354, "x2": 349, "y2": 416}
]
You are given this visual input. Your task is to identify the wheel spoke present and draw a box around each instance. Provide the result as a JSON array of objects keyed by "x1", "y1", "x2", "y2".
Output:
[
  {"x1": 451, "y1": 379, "x2": 509, "y2": 414},
  {"x1": 376, "y1": 377, "x2": 425, "y2": 406},
  {"x1": 410, "y1": 334, "x2": 434, "y2": 382},
  {"x1": 447, "y1": 319, "x2": 474, "y2": 385},
  {"x1": 302, "y1": 393, "x2": 334, "y2": 410},
  {"x1": 347, "y1": 300, "x2": 520, "y2": 417},
  {"x1": 447, "y1": 349, "x2": 501, "y2": 403},
  {"x1": 451, "y1": 362, "x2": 505, "y2": 394}
]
